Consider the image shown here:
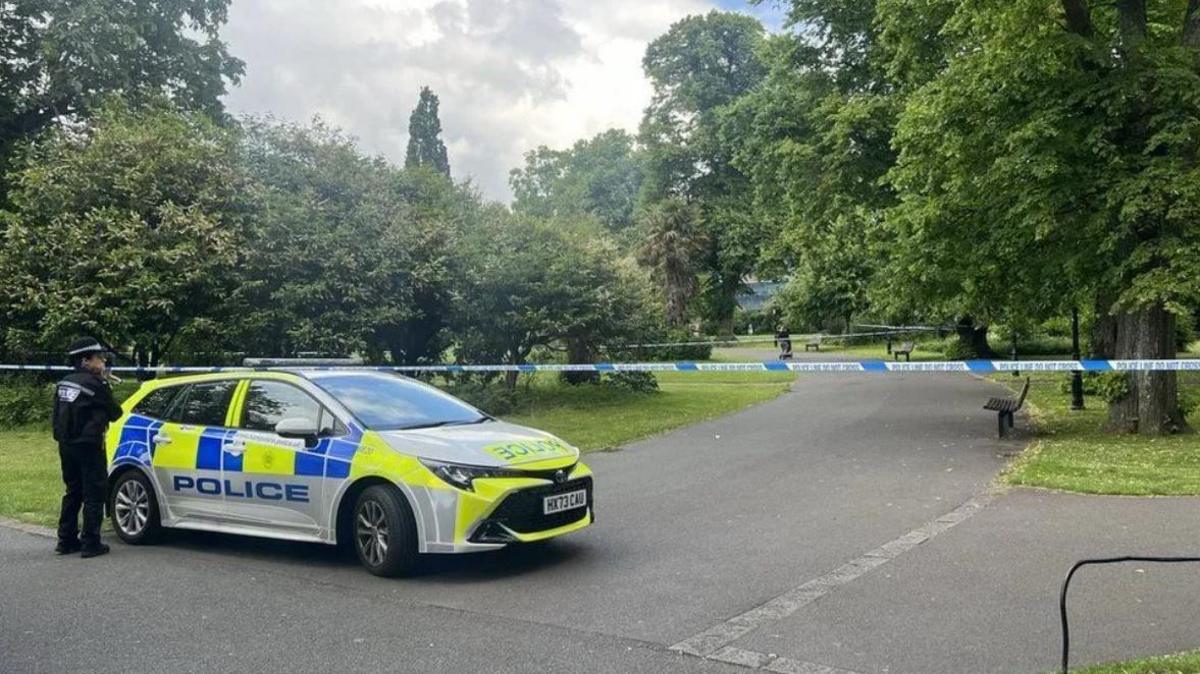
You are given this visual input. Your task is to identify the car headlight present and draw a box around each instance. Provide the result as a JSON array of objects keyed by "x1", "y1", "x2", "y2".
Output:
[{"x1": 419, "y1": 459, "x2": 523, "y2": 492}]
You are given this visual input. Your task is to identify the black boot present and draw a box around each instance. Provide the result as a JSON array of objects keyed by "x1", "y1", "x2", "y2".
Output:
[
  {"x1": 54, "y1": 539, "x2": 82, "y2": 555},
  {"x1": 80, "y1": 543, "x2": 110, "y2": 559}
]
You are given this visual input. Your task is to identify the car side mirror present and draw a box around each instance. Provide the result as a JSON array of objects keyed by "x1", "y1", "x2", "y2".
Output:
[{"x1": 275, "y1": 417, "x2": 319, "y2": 447}]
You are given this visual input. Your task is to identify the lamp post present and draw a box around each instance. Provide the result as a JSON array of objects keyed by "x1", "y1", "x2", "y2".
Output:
[{"x1": 1071, "y1": 307, "x2": 1085, "y2": 410}]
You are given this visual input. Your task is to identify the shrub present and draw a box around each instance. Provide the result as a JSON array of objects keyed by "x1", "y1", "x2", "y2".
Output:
[
  {"x1": 601, "y1": 371, "x2": 659, "y2": 392},
  {"x1": 0, "y1": 378, "x2": 54, "y2": 428},
  {"x1": 644, "y1": 329, "x2": 713, "y2": 361},
  {"x1": 439, "y1": 380, "x2": 517, "y2": 416},
  {"x1": 0, "y1": 377, "x2": 140, "y2": 429},
  {"x1": 940, "y1": 337, "x2": 976, "y2": 360}
]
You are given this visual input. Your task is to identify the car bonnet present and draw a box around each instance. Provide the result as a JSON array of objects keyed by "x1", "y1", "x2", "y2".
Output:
[{"x1": 375, "y1": 420, "x2": 579, "y2": 468}]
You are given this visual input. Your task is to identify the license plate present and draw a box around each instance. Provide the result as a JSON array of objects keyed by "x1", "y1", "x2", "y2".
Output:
[{"x1": 543, "y1": 489, "x2": 587, "y2": 515}]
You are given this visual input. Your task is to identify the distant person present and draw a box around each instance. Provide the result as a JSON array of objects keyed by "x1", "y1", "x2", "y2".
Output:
[
  {"x1": 775, "y1": 328, "x2": 792, "y2": 360},
  {"x1": 52, "y1": 337, "x2": 122, "y2": 558}
]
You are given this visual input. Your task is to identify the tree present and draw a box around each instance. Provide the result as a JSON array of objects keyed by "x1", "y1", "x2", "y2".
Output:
[
  {"x1": 638, "y1": 11, "x2": 768, "y2": 330},
  {"x1": 510, "y1": 129, "x2": 643, "y2": 233},
  {"x1": 404, "y1": 86, "x2": 450, "y2": 178},
  {"x1": 730, "y1": 1, "x2": 925, "y2": 341},
  {"x1": 237, "y1": 119, "x2": 463, "y2": 363},
  {"x1": 452, "y1": 213, "x2": 656, "y2": 387},
  {"x1": 637, "y1": 199, "x2": 708, "y2": 327},
  {"x1": 0, "y1": 99, "x2": 250, "y2": 364},
  {"x1": 882, "y1": 0, "x2": 1200, "y2": 434},
  {"x1": 0, "y1": 0, "x2": 243, "y2": 186},
  {"x1": 772, "y1": 211, "x2": 879, "y2": 332}
]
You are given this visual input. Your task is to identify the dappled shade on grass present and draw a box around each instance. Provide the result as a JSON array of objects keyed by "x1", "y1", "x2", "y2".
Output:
[{"x1": 1003, "y1": 373, "x2": 1200, "y2": 496}]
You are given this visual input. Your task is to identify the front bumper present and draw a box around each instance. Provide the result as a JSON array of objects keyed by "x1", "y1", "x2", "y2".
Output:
[
  {"x1": 468, "y1": 476, "x2": 594, "y2": 544},
  {"x1": 412, "y1": 462, "x2": 594, "y2": 554}
]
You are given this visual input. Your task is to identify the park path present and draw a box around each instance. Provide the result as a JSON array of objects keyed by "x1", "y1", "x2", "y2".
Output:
[{"x1": 3, "y1": 372, "x2": 1197, "y2": 673}]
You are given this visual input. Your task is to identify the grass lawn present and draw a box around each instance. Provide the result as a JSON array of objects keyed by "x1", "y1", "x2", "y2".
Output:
[
  {"x1": 505, "y1": 368, "x2": 793, "y2": 452},
  {"x1": 1001, "y1": 372, "x2": 1200, "y2": 495},
  {"x1": 1069, "y1": 649, "x2": 1200, "y2": 673},
  {"x1": 810, "y1": 341, "x2": 944, "y2": 361},
  {"x1": 713, "y1": 341, "x2": 946, "y2": 361},
  {"x1": 0, "y1": 366, "x2": 793, "y2": 527},
  {"x1": 0, "y1": 428, "x2": 63, "y2": 527}
]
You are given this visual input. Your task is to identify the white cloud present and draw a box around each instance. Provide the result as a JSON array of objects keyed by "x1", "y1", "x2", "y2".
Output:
[{"x1": 220, "y1": 0, "x2": 725, "y2": 201}]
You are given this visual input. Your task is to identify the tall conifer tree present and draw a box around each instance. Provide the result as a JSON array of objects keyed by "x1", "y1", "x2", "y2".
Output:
[{"x1": 404, "y1": 86, "x2": 450, "y2": 177}]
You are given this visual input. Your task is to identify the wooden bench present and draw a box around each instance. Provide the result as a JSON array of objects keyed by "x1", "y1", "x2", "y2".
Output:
[
  {"x1": 804, "y1": 336, "x2": 821, "y2": 352},
  {"x1": 893, "y1": 341, "x2": 914, "y2": 361},
  {"x1": 984, "y1": 377, "x2": 1030, "y2": 438}
]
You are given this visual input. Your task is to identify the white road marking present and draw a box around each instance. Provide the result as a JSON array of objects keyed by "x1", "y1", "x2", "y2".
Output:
[{"x1": 670, "y1": 488, "x2": 1005, "y2": 669}]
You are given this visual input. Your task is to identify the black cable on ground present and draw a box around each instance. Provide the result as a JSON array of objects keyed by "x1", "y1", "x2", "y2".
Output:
[{"x1": 1060, "y1": 555, "x2": 1200, "y2": 673}]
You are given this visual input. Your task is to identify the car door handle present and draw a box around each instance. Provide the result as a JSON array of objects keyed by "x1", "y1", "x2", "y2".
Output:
[
  {"x1": 152, "y1": 433, "x2": 173, "y2": 446},
  {"x1": 223, "y1": 439, "x2": 246, "y2": 455}
]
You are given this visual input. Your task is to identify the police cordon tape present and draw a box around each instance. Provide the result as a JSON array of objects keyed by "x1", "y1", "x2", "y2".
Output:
[{"x1": 3, "y1": 359, "x2": 1200, "y2": 375}]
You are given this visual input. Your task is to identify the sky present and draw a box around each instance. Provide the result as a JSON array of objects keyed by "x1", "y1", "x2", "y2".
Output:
[{"x1": 219, "y1": 0, "x2": 787, "y2": 202}]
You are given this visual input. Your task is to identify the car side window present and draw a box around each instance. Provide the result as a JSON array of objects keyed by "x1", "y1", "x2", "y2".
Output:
[
  {"x1": 131, "y1": 385, "x2": 184, "y2": 420},
  {"x1": 241, "y1": 380, "x2": 325, "y2": 434},
  {"x1": 319, "y1": 407, "x2": 348, "y2": 437},
  {"x1": 170, "y1": 381, "x2": 237, "y2": 427}
]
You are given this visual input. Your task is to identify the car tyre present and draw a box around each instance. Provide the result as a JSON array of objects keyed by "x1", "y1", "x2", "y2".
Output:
[
  {"x1": 353, "y1": 485, "x2": 419, "y2": 577},
  {"x1": 109, "y1": 470, "x2": 162, "y2": 544}
]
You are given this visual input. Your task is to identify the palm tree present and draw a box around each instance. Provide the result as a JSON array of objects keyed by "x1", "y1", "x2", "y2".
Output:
[{"x1": 637, "y1": 199, "x2": 708, "y2": 327}]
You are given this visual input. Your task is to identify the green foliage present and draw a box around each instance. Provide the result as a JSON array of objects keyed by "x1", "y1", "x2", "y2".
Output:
[
  {"x1": 733, "y1": 308, "x2": 776, "y2": 335},
  {"x1": 510, "y1": 129, "x2": 643, "y2": 232},
  {"x1": 404, "y1": 86, "x2": 450, "y2": 178},
  {"x1": 884, "y1": 0, "x2": 1200, "y2": 321},
  {"x1": 0, "y1": 100, "x2": 251, "y2": 361},
  {"x1": 439, "y1": 380, "x2": 517, "y2": 417},
  {"x1": 451, "y1": 214, "x2": 659, "y2": 368},
  {"x1": 601, "y1": 371, "x2": 659, "y2": 393},
  {"x1": 1094, "y1": 372, "x2": 1133, "y2": 405},
  {"x1": 0, "y1": 0, "x2": 243, "y2": 184},
  {"x1": 637, "y1": 199, "x2": 708, "y2": 326},
  {"x1": 0, "y1": 379, "x2": 52, "y2": 428},
  {"x1": 1057, "y1": 372, "x2": 1133, "y2": 406},
  {"x1": 728, "y1": 28, "x2": 896, "y2": 333},
  {"x1": 623, "y1": 328, "x2": 713, "y2": 361},
  {"x1": 938, "y1": 337, "x2": 975, "y2": 361},
  {"x1": 0, "y1": 376, "x2": 136, "y2": 428},
  {"x1": 235, "y1": 118, "x2": 464, "y2": 363},
  {"x1": 639, "y1": 11, "x2": 767, "y2": 328}
]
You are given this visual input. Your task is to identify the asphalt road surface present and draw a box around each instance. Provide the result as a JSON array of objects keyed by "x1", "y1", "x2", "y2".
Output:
[{"x1": 4, "y1": 372, "x2": 1199, "y2": 674}]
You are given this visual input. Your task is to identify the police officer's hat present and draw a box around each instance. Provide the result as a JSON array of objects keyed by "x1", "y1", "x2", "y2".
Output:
[{"x1": 67, "y1": 337, "x2": 106, "y2": 359}]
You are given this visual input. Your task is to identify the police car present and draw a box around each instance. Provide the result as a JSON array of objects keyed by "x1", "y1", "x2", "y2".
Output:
[{"x1": 104, "y1": 369, "x2": 593, "y2": 576}]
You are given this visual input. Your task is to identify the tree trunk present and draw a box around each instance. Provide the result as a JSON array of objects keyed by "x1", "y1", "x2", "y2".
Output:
[
  {"x1": 665, "y1": 270, "x2": 689, "y2": 327},
  {"x1": 562, "y1": 336, "x2": 599, "y2": 385},
  {"x1": 1108, "y1": 304, "x2": 1187, "y2": 435},
  {"x1": 1091, "y1": 293, "x2": 1117, "y2": 358},
  {"x1": 955, "y1": 316, "x2": 998, "y2": 358}
]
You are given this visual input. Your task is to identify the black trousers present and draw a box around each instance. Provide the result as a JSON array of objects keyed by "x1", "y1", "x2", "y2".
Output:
[{"x1": 57, "y1": 442, "x2": 107, "y2": 548}]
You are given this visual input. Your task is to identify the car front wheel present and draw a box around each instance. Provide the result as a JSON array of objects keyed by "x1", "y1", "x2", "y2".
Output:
[
  {"x1": 353, "y1": 485, "x2": 419, "y2": 577},
  {"x1": 109, "y1": 470, "x2": 162, "y2": 544}
]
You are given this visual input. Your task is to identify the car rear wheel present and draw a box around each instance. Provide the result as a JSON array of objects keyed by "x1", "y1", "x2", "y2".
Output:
[
  {"x1": 109, "y1": 470, "x2": 162, "y2": 544},
  {"x1": 353, "y1": 485, "x2": 418, "y2": 577}
]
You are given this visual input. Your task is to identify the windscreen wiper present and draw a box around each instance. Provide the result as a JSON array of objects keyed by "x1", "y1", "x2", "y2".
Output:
[{"x1": 397, "y1": 417, "x2": 492, "y2": 430}]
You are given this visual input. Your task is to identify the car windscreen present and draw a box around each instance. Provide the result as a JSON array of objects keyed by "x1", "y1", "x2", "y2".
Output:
[{"x1": 314, "y1": 374, "x2": 486, "y2": 431}]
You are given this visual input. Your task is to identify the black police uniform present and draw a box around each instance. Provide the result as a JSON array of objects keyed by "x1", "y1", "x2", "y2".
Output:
[{"x1": 52, "y1": 344, "x2": 122, "y2": 554}]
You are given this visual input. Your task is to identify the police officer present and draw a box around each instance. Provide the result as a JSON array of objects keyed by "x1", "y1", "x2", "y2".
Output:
[{"x1": 52, "y1": 337, "x2": 123, "y2": 558}]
